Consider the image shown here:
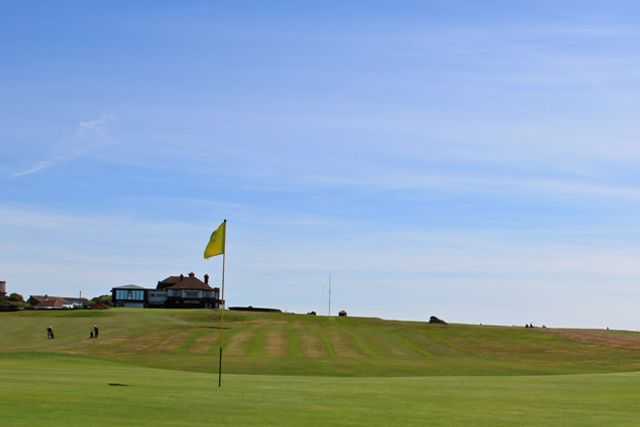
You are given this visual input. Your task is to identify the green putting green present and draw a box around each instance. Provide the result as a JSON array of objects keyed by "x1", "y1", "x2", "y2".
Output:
[{"x1": 1, "y1": 353, "x2": 639, "y2": 427}]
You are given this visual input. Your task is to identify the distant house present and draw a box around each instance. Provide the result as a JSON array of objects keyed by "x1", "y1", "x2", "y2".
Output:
[
  {"x1": 28, "y1": 296, "x2": 68, "y2": 310},
  {"x1": 163, "y1": 273, "x2": 220, "y2": 308},
  {"x1": 28, "y1": 295, "x2": 89, "y2": 309},
  {"x1": 111, "y1": 273, "x2": 221, "y2": 309}
]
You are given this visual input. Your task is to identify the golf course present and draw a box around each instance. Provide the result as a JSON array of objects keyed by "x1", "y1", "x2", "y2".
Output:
[{"x1": 2, "y1": 309, "x2": 640, "y2": 426}]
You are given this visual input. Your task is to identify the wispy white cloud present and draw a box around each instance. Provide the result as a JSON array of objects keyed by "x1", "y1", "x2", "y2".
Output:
[
  {"x1": 11, "y1": 114, "x2": 115, "y2": 178},
  {"x1": 11, "y1": 159, "x2": 58, "y2": 178},
  {"x1": 78, "y1": 117, "x2": 108, "y2": 130}
]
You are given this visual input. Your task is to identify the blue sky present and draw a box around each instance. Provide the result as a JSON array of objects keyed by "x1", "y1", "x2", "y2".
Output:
[{"x1": 3, "y1": 1, "x2": 640, "y2": 328}]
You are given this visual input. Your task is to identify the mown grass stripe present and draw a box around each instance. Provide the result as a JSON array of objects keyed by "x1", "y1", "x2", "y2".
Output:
[
  {"x1": 246, "y1": 325, "x2": 267, "y2": 358},
  {"x1": 286, "y1": 323, "x2": 303, "y2": 358},
  {"x1": 178, "y1": 329, "x2": 209, "y2": 353}
]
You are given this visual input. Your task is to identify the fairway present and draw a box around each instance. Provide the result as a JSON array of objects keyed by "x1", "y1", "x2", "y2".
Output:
[
  {"x1": 3, "y1": 309, "x2": 640, "y2": 376},
  {"x1": 2, "y1": 309, "x2": 640, "y2": 426}
]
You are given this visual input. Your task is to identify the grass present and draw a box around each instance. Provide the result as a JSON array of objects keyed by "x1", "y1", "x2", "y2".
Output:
[
  {"x1": 1, "y1": 353, "x2": 639, "y2": 427},
  {"x1": 2, "y1": 308, "x2": 640, "y2": 426}
]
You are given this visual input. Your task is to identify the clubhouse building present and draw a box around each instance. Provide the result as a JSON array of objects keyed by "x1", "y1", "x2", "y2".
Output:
[{"x1": 112, "y1": 272, "x2": 221, "y2": 309}]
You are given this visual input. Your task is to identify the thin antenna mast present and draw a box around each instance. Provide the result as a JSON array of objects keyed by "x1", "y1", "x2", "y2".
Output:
[{"x1": 328, "y1": 273, "x2": 332, "y2": 316}]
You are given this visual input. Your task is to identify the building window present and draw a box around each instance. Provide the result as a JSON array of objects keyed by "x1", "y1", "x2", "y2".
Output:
[{"x1": 116, "y1": 289, "x2": 144, "y2": 301}]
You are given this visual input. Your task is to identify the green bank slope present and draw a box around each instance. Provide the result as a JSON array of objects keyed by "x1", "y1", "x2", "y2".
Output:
[
  {"x1": 2, "y1": 308, "x2": 640, "y2": 376},
  {"x1": 1, "y1": 354, "x2": 640, "y2": 427}
]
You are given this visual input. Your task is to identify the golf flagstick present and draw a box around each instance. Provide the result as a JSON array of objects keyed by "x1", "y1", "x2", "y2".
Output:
[
  {"x1": 203, "y1": 219, "x2": 227, "y2": 388},
  {"x1": 219, "y1": 238, "x2": 225, "y2": 388}
]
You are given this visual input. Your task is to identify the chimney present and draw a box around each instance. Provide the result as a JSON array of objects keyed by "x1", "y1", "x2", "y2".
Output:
[
  {"x1": 180, "y1": 274, "x2": 184, "y2": 280},
  {"x1": 204, "y1": 274, "x2": 209, "y2": 285},
  {"x1": 188, "y1": 272, "x2": 195, "y2": 278},
  {"x1": 0, "y1": 281, "x2": 6, "y2": 296}
]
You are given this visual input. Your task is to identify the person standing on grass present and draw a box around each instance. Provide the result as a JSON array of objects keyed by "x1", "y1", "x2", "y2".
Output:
[
  {"x1": 47, "y1": 326, "x2": 54, "y2": 339},
  {"x1": 93, "y1": 324, "x2": 99, "y2": 338}
]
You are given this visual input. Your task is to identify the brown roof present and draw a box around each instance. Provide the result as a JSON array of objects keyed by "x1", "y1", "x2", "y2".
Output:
[
  {"x1": 157, "y1": 275, "x2": 183, "y2": 290},
  {"x1": 159, "y1": 273, "x2": 212, "y2": 291},
  {"x1": 32, "y1": 298, "x2": 65, "y2": 308},
  {"x1": 167, "y1": 276, "x2": 212, "y2": 290},
  {"x1": 30, "y1": 295, "x2": 88, "y2": 304},
  {"x1": 159, "y1": 276, "x2": 182, "y2": 285}
]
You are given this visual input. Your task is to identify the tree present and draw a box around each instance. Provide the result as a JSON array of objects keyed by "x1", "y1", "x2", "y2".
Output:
[
  {"x1": 91, "y1": 295, "x2": 113, "y2": 307},
  {"x1": 8, "y1": 293, "x2": 24, "y2": 303}
]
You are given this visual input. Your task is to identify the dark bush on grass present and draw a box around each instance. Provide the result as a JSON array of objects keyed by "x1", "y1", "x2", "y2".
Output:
[{"x1": 429, "y1": 316, "x2": 447, "y2": 325}]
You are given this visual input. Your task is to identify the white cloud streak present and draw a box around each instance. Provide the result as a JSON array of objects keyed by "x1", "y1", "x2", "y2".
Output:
[
  {"x1": 11, "y1": 114, "x2": 114, "y2": 178},
  {"x1": 11, "y1": 159, "x2": 57, "y2": 177}
]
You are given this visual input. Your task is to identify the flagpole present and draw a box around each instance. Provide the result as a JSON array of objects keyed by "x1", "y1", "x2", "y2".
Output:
[
  {"x1": 218, "y1": 219, "x2": 227, "y2": 388},
  {"x1": 221, "y1": 219, "x2": 227, "y2": 305}
]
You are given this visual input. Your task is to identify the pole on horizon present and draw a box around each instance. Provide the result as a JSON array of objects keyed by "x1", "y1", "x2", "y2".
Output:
[
  {"x1": 328, "y1": 273, "x2": 332, "y2": 316},
  {"x1": 218, "y1": 219, "x2": 227, "y2": 388}
]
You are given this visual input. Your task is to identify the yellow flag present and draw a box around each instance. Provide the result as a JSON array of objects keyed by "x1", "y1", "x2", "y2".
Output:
[{"x1": 204, "y1": 220, "x2": 226, "y2": 259}]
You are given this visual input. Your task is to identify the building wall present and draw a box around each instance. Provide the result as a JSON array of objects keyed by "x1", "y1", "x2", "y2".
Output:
[
  {"x1": 178, "y1": 290, "x2": 208, "y2": 299},
  {"x1": 111, "y1": 286, "x2": 219, "y2": 308},
  {"x1": 147, "y1": 290, "x2": 168, "y2": 306},
  {"x1": 118, "y1": 302, "x2": 144, "y2": 308},
  {"x1": 165, "y1": 289, "x2": 218, "y2": 308}
]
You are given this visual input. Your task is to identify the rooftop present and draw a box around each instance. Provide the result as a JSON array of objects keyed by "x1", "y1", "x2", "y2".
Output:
[
  {"x1": 113, "y1": 284, "x2": 146, "y2": 290},
  {"x1": 30, "y1": 295, "x2": 89, "y2": 303},
  {"x1": 167, "y1": 277, "x2": 212, "y2": 291},
  {"x1": 159, "y1": 273, "x2": 212, "y2": 291},
  {"x1": 30, "y1": 297, "x2": 66, "y2": 308}
]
